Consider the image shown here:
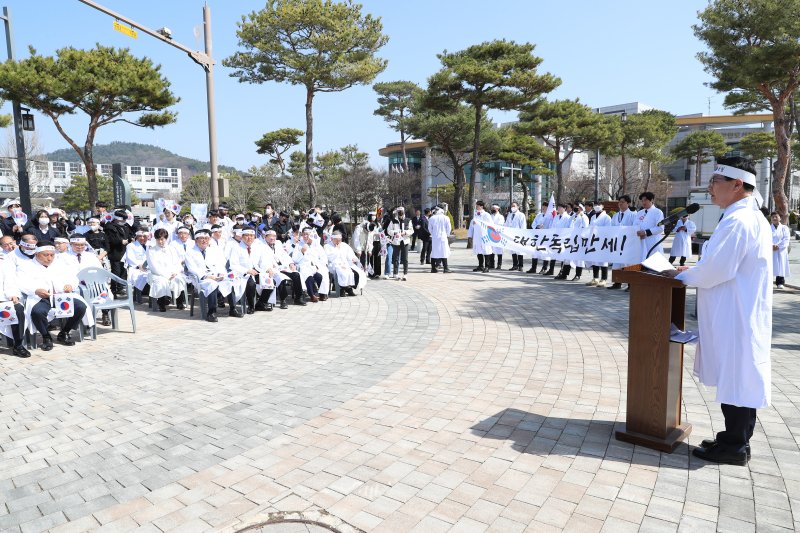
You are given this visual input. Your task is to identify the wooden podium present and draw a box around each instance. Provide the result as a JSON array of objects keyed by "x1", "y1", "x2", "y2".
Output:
[{"x1": 612, "y1": 265, "x2": 691, "y2": 453}]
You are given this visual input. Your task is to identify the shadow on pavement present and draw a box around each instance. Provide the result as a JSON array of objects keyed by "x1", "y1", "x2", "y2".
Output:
[{"x1": 471, "y1": 407, "x2": 708, "y2": 471}]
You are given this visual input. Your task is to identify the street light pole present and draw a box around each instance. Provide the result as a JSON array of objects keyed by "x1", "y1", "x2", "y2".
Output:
[
  {"x1": 501, "y1": 164, "x2": 520, "y2": 206},
  {"x1": 0, "y1": 6, "x2": 32, "y2": 215},
  {"x1": 76, "y1": 0, "x2": 220, "y2": 208}
]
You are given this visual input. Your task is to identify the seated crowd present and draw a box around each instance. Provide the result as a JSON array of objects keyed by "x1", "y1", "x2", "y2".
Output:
[{"x1": 0, "y1": 200, "x2": 370, "y2": 358}]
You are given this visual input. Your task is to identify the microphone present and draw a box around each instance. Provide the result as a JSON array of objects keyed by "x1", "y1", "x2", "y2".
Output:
[{"x1": 657, "y1": 203, "x2": 700, "y2": 227}]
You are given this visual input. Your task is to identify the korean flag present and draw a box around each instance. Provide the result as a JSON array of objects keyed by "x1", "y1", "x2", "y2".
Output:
[
  {"x1": 52, "y1": 294, "x2": 75, "y2": 318},
  {"x1": 0, "y1": 301, "x2": 19, "y2": 325}
]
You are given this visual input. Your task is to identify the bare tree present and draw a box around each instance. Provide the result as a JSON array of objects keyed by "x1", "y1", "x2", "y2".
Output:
[{"x1": 1, "y1": 130, "x2": 52, "y2": 196}]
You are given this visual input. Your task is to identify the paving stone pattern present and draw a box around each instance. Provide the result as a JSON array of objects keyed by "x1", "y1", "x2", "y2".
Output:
[{"x1": 1, "y1": 246, "x2": 798, "y2": 532}]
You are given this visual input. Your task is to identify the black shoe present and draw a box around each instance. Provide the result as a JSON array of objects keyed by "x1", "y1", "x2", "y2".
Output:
[
  {"x1": 526, "y1": 268, "x2": 536, "y2": 273},
  {"x1": 100, "y1": 314, "x2": 111, "y2": 326},
  {"x1": 116, "y1": 290, "x2": 128, "y2": 298},
  {"x1": 217, "y1": 300, "x2": 226, "y2": 308},
  {"x1": 570, "y1": 275, "x2": 581, "y2": 281},
  {"x1": 12, "y1": 345, "x2": 31, "y2": 358},
  {"x1": 430, "y1": 268, "x2": 438, "y2": 273},
  {"x1": 41, "y1": 336, "x2": 54, "y2": 351},
  {"x1": 177, "y1": 301, "x2": 186, "y2": 310},
  {"x1": 279, "y1": 300, "x2": 289, "y2": 310},
  {"x1": 255, "y1": 303, "x2": 269, "y2": 312},
  {"x1": 443, "y1": 269, "x2": 452, "y2": 273},
  {"x1": 508, "y1": 266, "x2": 518, "y2": 271},
  {"x1": 205, "y1": 313, "x2": 218, "y2": 323},
  {"x1": 266, "y1": 303, "x2": 274, "y2": 311},
  {"x1": 229, "y1": 309, "x2": 244, "y2": 318},
  {"x1": 158, "y1": 302, "x2": 167, "y2": 312},
  {"x1": 692, "y1": 443, "x2": 748, "y2": 466},
  {"x1": 607, "y1": 283, "x2": 622, "y2": 290},
  {"x1": 294, "y1": 298, "x2": 307, "y2": 306},
  {"x1": 481, "y1": 267, "x2": 489, "y2": 273},
  {"x1": 700, "y1": 439, "x2": 751, "y2": 458},
  {"x1": 472, "y1": 267, "x2": 483, "y2": 272},
  {"x1": 246, "y1": 306, "x2": 255, "y2": 314},
  {"x1": 56, "y1": 332, "x2": 75, "y2": 346},
  {"x1": 346, "y1": 287, "x2": 356, "y2": 296}
]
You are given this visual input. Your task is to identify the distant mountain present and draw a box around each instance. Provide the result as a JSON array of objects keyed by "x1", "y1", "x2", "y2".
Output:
[{"x1": 44, "y1": 141, "x2": 241, "y2": 180}]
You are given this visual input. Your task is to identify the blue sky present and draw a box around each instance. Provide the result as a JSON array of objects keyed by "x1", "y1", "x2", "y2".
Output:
[{"x1": 2, "y1": 0, "x2": 722, "y2": 172}]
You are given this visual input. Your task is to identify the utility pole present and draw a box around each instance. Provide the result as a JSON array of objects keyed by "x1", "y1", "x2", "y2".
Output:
[
  {"x1": 1, "y1": 7, "x2": 31, "y2": 215},
  {"x1": 501, "y1": 164, "x2": 520, "y2": 206},
  {"x1": 76, "y1": 0, "x2": 220, "y2": 208}
]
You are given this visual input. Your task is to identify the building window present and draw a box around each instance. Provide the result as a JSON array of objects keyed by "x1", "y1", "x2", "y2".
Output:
[
  {"x1": 130, "y1": 166, "x2": 141, "y2": 175},
  {"x1": 0, "y1": 159, "x2": 11, "y2": 177},
  {"x1": 684, "y1": 169, "x2": 690, "y2": 181},
  {"x1": 69, "y1": 162, "x2": 81, "y2": 173},
  {"x1": 145, "y1": 167, "x2": 155, "y2": 176},
  {"x1": 158, "y1": 176, "x2": 171, "y2": 183},
  {"x1": 34, "y1": 161, "x2": 48, "y2": 180},
  {"x1": 172, "y1": 183, "x2": 178, "y2": 188},
  {"x1": 100, "y1": 164, "x2": 112, "y2": 175},
  {"x1": 170, "y1": 168, "x2": 178, "y2": 177},
  {"x1": 158, "y1": 168, "x2": 168, "y2": 177},
  {"x1": 54, "y1": 185, "x2": 66, "y2": 193}
]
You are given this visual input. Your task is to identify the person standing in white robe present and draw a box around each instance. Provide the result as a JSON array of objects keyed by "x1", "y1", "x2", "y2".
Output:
[
  {"x1": 504, "y1": 202, "x2": 526, "y2": 271},
  {"x1": 668, "y1": 215, "x2": 696, "y2": 266},
  {"x1": 608, "y1": 195, "x2": 637, "y2": 290},
  {"x1": 527, "y1": 201, "x2": 549, "y2": 273},
  {"x1": 586, "y1": 204, "x2": 612, "y2": 287},
  {"x1": 770, "y1": 212, "x2": 791, "y2": 289},
  {"x1": 428, "y1": 206, "x2": 452, "y2": 273},
  {"x1": 153, "y1": 208, "x2": 180, "y2": 241},
  {"x1": 550, "y1": 204, "x2": 573, "y2": 279},
  {"x1": 467, "y1": 200, "x2": 494, "y2": 273},
  {"x1": 568, "y1": 204, "x2": 590, "y2": 281},
  {"x1": 671, "y1": 159, "x2": 772, "y2": 466},
  {"x1": 146, "y1": 228, "x2": 188, "y2": 312},
  {"x1": 635, "y1": 191, "x2": 665, "y2": 260},
  {"x1": 487, "y1": 204, "x2": 505, "y2": 269}
]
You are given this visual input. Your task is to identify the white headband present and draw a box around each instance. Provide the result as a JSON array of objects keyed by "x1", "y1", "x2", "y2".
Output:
[
  {"x1": 35, "y1": 245, "x2": 55, "y2": 253},
  {"x1": 69, "y1": 237, "x2": 86, "y2": 243},
  {"x1": 135, "y1": 230, "x2": 149, "y2": 236},
  {"x1": 713, "y1": 164, "x2": 756, "y2": 187},
  {"x1": 242, "y1": 228, "x2": 256, "y2": 235}
]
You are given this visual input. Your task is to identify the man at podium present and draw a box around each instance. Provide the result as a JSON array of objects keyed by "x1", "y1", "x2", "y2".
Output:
[{"x1": 667, "y1": 156, "x2": 772, "y2": 466}]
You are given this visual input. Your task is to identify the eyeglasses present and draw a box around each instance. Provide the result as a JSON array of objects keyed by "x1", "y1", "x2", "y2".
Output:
[{"x1": 708, "y1": 176, "x2": 731, "y2": 185}]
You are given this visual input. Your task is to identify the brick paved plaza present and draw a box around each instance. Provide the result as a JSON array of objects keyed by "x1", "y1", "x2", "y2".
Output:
[{"x1": 1, "y1": 246, "x2": 799, "y2": 532}]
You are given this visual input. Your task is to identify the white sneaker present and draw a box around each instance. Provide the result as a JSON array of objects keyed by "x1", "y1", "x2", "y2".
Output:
[
  {"x1": 381, "y1": 274, "x2": 389, "y2": 280},
  {"x1": 596, "y1": 280, "x2": 607, "y2": 287},
  {"x1": 586, "y1": 279, "x2": 599, "y2": 286},
  {"x1": 776, "y1": 284, "x2": 785, "y2": 289},
  {"x1": 401, "y1": 275, "x2": 407, "y2": 281}
]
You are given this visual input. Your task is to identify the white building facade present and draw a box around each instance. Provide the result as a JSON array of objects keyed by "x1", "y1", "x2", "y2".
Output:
[{"x1": 0, "y1": 159, "x2": 182, "y2": 202}]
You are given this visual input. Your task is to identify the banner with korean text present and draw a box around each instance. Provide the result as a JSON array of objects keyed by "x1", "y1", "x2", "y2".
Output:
[{"x1": 474, "y1": 220, "x2": 641, "y2": 264}]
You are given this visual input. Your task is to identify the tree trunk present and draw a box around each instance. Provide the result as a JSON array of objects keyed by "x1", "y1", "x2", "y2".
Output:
[
  {"x1": 695, "y1": 151, "x2": 702, "y2": 188},
  {"x1": 468, "y1": 104, "x2": 482, "y2": 221},
  {"x1": 452, "y1": 162, "x2": 465, "y2": 229},
  {"x1": 521, "y1": 176, "x2": 529, "y2": 214},
  {"x1": 621, "y1": 143, "x2": 627, "y2": 195},
  {"x1": 84, "y1": 127, "x2": 98, "y2": 209},
  {"x1": 770, "y1": 103, "x2": 790, "y2": 223},
  {"x1": 305, "y1": 87, "x2": 317, "y2": 206},
  {"x1": 553, "y1": 142, "x2": 564, "y2": 204}
]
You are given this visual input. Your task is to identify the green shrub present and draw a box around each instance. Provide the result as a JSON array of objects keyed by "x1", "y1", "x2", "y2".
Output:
[
  {"x1": 446, "y1": 211, "x2": 455, "y2": 232},
  {"x1": 527, "y1": 212, "x2": 536, "y2": 227}
]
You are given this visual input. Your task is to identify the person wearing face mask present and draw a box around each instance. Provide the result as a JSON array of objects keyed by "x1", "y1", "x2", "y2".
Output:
[
  {"x1": 385, "y1": 207, "x2": 413, "y2": 280},
  {"x1": 147, "y1": 228, "x2": 188, "y2": 312},
  {"x1": 417, "y1": 208, "x2": 432, "y2": 266},
  {"x1": 154, "y1": 207, "x2": 180, "y2": 241},
  {"x1": 1, "y1": 198, "x2": 26, "y2": 240},
  {"x1": 331, "y1": 213, "x2": 349, "y2": 244},
  {"x1": 262, "y1": 204, "x2": 279, "y2": 230},
  {"x1": 505, "y1": 202, "x2": 526, "y2": 271},
  {"x1": 770, "y1": 212, "x2": 790, "y2": 289},
  {"x1": 608, "y1": 195, "x2": 637, "y2": 290},
  {"x1": 274, "y1": 211, "x2": 292, "y2": 242},
  {"x1": 527, "y1": 201, "x2": 550, "y2": 273},
  {"x1": 586, "y1": 203, "x2": 612, "y2": 287},
  {"x1": 467, "y1": 200, "x2": 494, "y2": 273},
  {"x1": 83, "y1": 218, "x2": 109, "y2": 262},
  {"x1": 12, "y1": 234, "x2": 38, "y2": 273},
  {"x1": 351, "y1": 216, "x2": 377, "y2": 269},
  {"x1": 181, "y1": 215, "x2": 197, "y2": 238},
  {"x1": 568, "y1": 204, "x2": 590, "y2": 281},
  {"x1": 27, "y1": 210, "x2": 62, "y2": 242},
  {"x1": 123, "y1": 230, "x2": 150, "y2": 297},
  {"x1": 488, "y1": 204, "x2": 505, "y2": 269},
  {"x1": 104, "y1": 210, "x2": 134, "y2": 298}
]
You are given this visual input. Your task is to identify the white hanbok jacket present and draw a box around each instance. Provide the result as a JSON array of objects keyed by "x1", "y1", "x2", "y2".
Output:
[
  {"x1": 589, "y1": 211, "x2": 612, "y2": 267},
  {"x1": 19, "y1": 257, "x2": 95, "y2": 333},
  {"x1": 676, "y1": 197, "x2": 772, "y2": 408},
  {"x1": 771, "y1": 223, "x2": 791, "y2": 278},
  {"x1": 292, "y1": 240, "x2": 331, "y2": 294},
  {"x1": 123, "y1": 242, "x2": 149, "y2": 291},
  {"x1": 670, "y1": 219, "x2": 696, "y2": 259},
  {"x1": 146, "y1": 244, "x2": 188, "y2": 300},
  {"x1": 325, "y1": 242, "x2": 365, "y2": 289},
  {"x1": 428, "y1": 213, "x2": 452, "y2": 259},
  {"x1": 185, "y1": 244, "x2": 231, "y2": 297},
  {"x1": 505, "y1": 210, "x2": 526, "y2": 230},
  {"x1": 635, "y1": 206, "x2": 665, "y2": 260},
  {"x1": 0, "y1": 258, "x2": 21, "y2": 340},
  {"x1": 467, "y1": 210, "x2": 494, "y2": 255}
]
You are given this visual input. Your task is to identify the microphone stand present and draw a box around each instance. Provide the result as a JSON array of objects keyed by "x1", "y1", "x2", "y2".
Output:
[{"x1": 646, "y1": 221, "x2": 676, "y2": 259}]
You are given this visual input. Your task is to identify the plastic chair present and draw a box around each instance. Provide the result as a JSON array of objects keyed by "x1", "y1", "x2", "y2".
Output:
[
  {"x1": 77, "y1": 267, "x2": 136, "y2": 338},
  {"x1": 20, "y1": 294, "x2": 86, "y2": 349}
]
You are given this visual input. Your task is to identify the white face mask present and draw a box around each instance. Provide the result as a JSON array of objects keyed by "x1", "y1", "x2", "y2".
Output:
[
  {"x1": 510, "y1": 206, "x2": 518, "y2": 213},
  {"x1": 593, "y1": 205, "x2": 602, "y2": 213},
  {"x1": 39, "y1": 218, "x2": 50, "y2": 226},
  {"x1": 89, "y1": 224, "x2": 100, "y2": 231}
]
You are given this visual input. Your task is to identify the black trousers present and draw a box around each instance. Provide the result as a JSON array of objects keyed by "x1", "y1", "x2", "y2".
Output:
[
  {"x1": 717, "y1": 403, "x2": 757, "y2": 453},
  {"x1": 278, "y1": 271, "x2": 303, "y2": 300},
  {"x1": 392, "y1": 242, "x2": 409, "y2": 275},
  {"x1": 110, "y1": 260, "x2": 127, "y2": 294},
  {"x1": 410, "y1": 234, "x2": 417, "y2": 250},
  {"x1": 31, "y1": 298, "x2": 87, "y2": 338},
  {"x1": 206, "y1": 288, "x2": 218, "y2": 310},
  {"x1": 668, "y1": 256, "x2": 687, "y2": 266},
  {"x1": 305, "y1": 272, "x2": 322, "y2": 296},
  {"x1": 419, "y1": 237, "x2": 432, "y2": 264},
  {"x1": 776, "y1": 276, "x2": 785, "y2": 285},
  {"x1": 244, "y1": 277, "x2": 257, "y2": 308},
  {"x1": 371, "y1": 241, "x2": 382, "y2": 276}
]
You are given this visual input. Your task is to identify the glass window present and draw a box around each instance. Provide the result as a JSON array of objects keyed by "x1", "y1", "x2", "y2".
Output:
[
  {"x1": 0, "y1": 159, "x2": 11, "y2": 177},
  {"x1": 170, "y1": 168, "x2": 178, "y2": 177},
  {"x1": 53, "y1": 162, "x2": 65, "y2": 172},
  {"x1": 130, "y1": 166, "x2": 141, "y2": 175},
  {"x1": 158, "y1": 168, "x2": 168, "y2": 177},
  {"x1": 69, "y1": 162, "x2": 81, "y2": 173},
  {"x1": 145, "y1": 167, "x2": 155, "y2": 176}
]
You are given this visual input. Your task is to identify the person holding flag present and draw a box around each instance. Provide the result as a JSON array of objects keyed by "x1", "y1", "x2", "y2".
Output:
[
  {"x1": 538, "y1": 194, "x2": 557, "y2": 275},
  {"x1": 467, "y1": 200, "x2": 494, "y2": 273}
]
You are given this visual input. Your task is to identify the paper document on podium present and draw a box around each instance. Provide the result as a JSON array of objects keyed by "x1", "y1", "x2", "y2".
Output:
[
  {"x1": 670, "y1": 323, "x2": 698, "y2": 344},
  {"x1": 642, "y1": 253, "x2": 677, "y2": 273}
]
